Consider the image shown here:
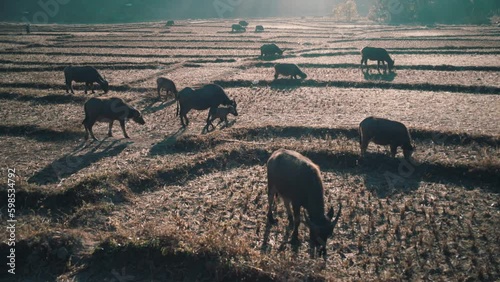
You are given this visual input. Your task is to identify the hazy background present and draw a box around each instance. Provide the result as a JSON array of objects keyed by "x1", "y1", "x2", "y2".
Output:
[
  {"x1": 0, "y1": 0, "x2": 497, "y2": 24},
  {"x1": 1, "y1": 0, "x2": 359, "y2": 23}
]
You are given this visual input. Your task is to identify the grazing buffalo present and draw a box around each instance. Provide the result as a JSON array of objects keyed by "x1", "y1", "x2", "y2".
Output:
[
  {"x1": 359, "y1": 116, "x2": 414, "y2": 161},
  {"x1": 255, "y1": 25, "x2": 264, "y2": 32},
  {"x1": 64, "y1": 66, "x2": 109, "y2": 94},
  {"x1": 165, "y1": 20, "x2": 174, "y2": 26},
  {"x1": 360, "y1": 47, "x2": 395, "y2": 73},
  {"x1": 274, "y1": 63, "x2": 307, "y2": 80},
  {"x1": 267, "y1": 149, "x2": 342, "y2": 257},
  {"x1": 82, "y1": 97, "x2": 145, "y2": 141},
  {"x1": 232, "y1": 24, "x2": 246, "y2": 32},
  {"x1": 260, "y1": 43, "x2": 284, "y2": 57},
  {"x1": 206, "y1": 105, "x2": 238, "y2": 130},
  {"x1": 156, "y1": 77, "x2": 178, "y2": 99},
  {"x1": 177, "y1": 84, "x2": 237, "y2": 128}
]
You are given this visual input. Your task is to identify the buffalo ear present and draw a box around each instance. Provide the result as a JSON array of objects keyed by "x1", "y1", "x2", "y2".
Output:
[{"x1": 327, "y1": 207, "x2": 334, "y2": 220}]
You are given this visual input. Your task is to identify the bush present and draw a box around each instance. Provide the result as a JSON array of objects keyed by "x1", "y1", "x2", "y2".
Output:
[
  {"x1": 368, "y1": 0, "x2": 500, "y2": 24},
  {"x1": 333, "y1": 0, "x2": 360, "y2": 22}
]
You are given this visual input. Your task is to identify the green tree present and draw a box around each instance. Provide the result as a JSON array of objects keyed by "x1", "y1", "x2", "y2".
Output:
[{"x1": 333, "y1": 0, "x2": 360, "y2": 22}]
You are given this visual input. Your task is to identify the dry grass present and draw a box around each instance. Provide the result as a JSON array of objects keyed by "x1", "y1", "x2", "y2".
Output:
[{"x1": 0, "y1": 19, "x2": 499, "y2": 281}]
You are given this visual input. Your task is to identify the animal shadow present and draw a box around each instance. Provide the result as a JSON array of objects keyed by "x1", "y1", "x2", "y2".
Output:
[
  {"x1": 259, "y1": 55, "x2": 283, "y2": 61},
  {"x1": 28, "y1": 139, "x2": 130, "y2": 185},
  {"x1": 260, "y1": 209, "x2": 300, "y2": 256},
  {"x1": 362, "y1": 69, "x2": 397, "y2": 82},
  {"x1": 204, "y1": 119, "x2": 237, "y2": 133},
  {"x1": 149, "y1": 127, "x2": 186, "y2": 156},
  {"x1": 359, "y1": 152, "x2": 420, "y2": 198},
  {"x1": 270, "y1": 78, "x2": 304, "y2": 90},
  {"x1": 139, "y1": 97, "x2": 176, "y2": 115}
]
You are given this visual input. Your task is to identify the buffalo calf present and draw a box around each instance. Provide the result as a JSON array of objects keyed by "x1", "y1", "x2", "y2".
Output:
[
  {"x1": 177, "y1": 84, "x2": 236, "y2": 129},
  {"x1": 156, "y1": 77, "x2": 178, "y2": 99},
  {"x1": 206, "y1": 105, "x2": 238, "y2": 130}
]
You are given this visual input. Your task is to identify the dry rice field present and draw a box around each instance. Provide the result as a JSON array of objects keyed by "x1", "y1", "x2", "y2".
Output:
[{"x1": 0, "y1": 18, "x2": 499, "y2": 281}]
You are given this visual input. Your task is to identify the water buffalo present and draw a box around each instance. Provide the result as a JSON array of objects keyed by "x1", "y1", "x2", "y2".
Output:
[
  {"x1": 177, "y1": 84, "x2": 237, "y2": 128},
  {"x1": 206, "y1": 105, "x2": 238, "y2": 130},
  {"x1": 261, "y1": 43, "x2": 284, "y2": 57},
  {"x1": 274, "y1": 63, "x2": 307, "y2": 80},
  {"x1": 82, "y1": 97, "x2": 145, "y2": 141},
  {"x1": 360, "y1": 47, "x2": 395, "y2": 73},
  {"x1": 64, "y1": 66, "x2": 109, "y2": 94},
  {"x1": 359, "y1": 116, "x2": 414, "y2": 161},
  {"x1": 267, "y1": 149, "x2": 342, "y2": 257},
  {"x1": 255, "y1": 25, "x2": 264, "y2": 32},
  {"x1": 232, "y1": 24, "x2": 246, "y2": 32},
  {"x1": 156, "y1": 77, "x2": 178, "y2": 99},
  {"x1": 165, "y1": 20, "x2": 174, "y2": 26}
]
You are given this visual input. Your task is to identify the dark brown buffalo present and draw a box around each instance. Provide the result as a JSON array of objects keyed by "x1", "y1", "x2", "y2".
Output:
[
  {"x1": 361, "y1": 47, "x2": 395, "y2": 73},
  {"x1": 64, "y1": 66, "x2": 109, "y2": 94},
  {"x1": 359, "y1": 116, "x2": 414, "y2": 160},
  {"x1": 267, "y1": 149, "x2": 342, "y2": 257},
  {"x1": 274, "y1": 63, "x2": 307, "y2": 80},
  {"x1": 260, "y1": 43, "x2": 284, "y2": 57},
  {"x1": 82, "y1": 97, "x2": 145, "y2": 141},
  {"x1": 177, "y1": 84, "x2": 236, "y2": 128}
]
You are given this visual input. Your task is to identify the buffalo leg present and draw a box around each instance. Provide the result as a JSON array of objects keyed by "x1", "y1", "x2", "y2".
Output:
[
  {"x1": 180, "y1": 111, "x2": 189, "y2": 127},
  {"x1": 390, "y1": 144, "x2": 398, "y2": 158},
  {"x1": 360, "y1": 138, "x2": 369, "y2": 157},
  {"x1": 87, "y1": 122, "x2": 98, "y2": 141},
  {"x1": 274, "y1": 71, "x2": 279, "y2": 80},
  {"x1": 83, "y1": 120, "x2": 89, "y2": 140},
  {"x1": 377, "y1": 61, "x2": 381, "y2": 73},
  {"x1": 108, "y1": 121, "x2": 114, "y2": 137},
  {"x1": 284, "y1": 199, "x2": 294, "y2": 227},
  {"x1": 67, "y1": 81, "x2": 75, "y2": 94},
  {"x1": 267, "y1": 186, "x2": 277, "y2": 224},
  {"x1": 206, "y1": 116, "x2": 216, "y2": 131},
  {"x1": 66, "y1": 80, "x2": 71, "y2": 93},
  {"x1": 206, "y1": 107, "x2": 217, "y2": 125},
  {"x1": 291, "y1": 203, "x2": 301, "y2": 244},
  {"x1": 119, "y1": 120, "x2": 129, "y2": 138},
  {"x1": 89, "y1": 82, "x2": 95, "y2": 94}
]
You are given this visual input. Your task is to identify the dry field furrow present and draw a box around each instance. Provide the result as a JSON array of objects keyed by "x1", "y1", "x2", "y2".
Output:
[
  {"x1": 277, "y1": 54, "x2": 500, "y2": 67},
  {"x1": 226, "y1": 67, "x2": 500, "y2": 88},
  {"x1": 8, "y1": 47, "x2": 260, "y2": 57}
]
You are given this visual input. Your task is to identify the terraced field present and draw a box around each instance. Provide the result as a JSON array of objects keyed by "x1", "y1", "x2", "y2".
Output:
[{"x1": 0, "y1": 19, "x2": 499, "y2": 281}]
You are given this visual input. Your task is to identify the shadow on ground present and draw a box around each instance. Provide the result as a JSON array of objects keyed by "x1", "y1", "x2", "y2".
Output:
[
  {"x1": 0, "y1": 124, "x2": 83, "y2": 142},
  {"x1": 28, "y1": 139, "x2": 130, "y2": 185},
  {"x1": 362, "y1": 69, "x2": 397, "y2": 82},
  {"x1": 149, "y1": 127, "x2": 186, "y2": 156}
]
